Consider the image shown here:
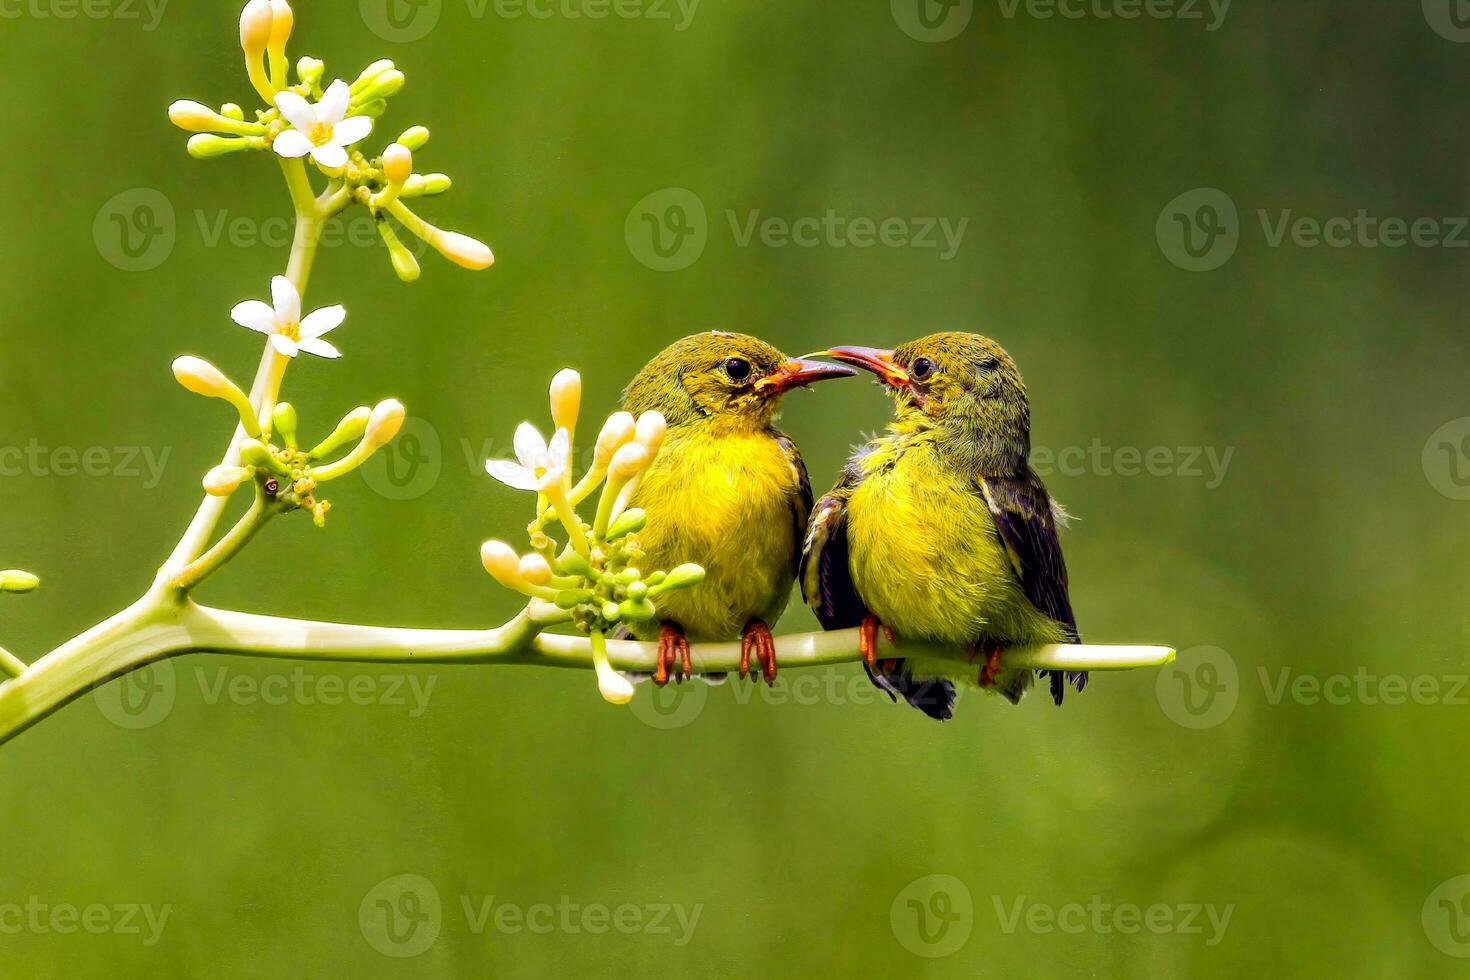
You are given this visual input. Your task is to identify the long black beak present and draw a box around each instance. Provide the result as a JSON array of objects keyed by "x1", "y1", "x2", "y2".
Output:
[{"x1": 755, "y1": 357, "x2": 857, "y2": 395}]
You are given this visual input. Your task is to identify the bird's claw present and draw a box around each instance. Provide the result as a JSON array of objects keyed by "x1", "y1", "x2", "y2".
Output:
[
  {"x1": 974, "y1": 641, "x2": 1004, "y2": 688},
  {"x1": 655, "y1": 623, "x2": 692, "y2": 687},
  {"x1": 740, "y1": 620, "x2": 777, "y2": 686},
  {"x1": 859, "y1": 616, "x2": 893, "y2": 670}
]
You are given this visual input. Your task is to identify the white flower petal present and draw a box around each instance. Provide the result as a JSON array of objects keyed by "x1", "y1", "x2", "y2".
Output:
[
  {"x1": 513, "y1": 422, "x2": 548, "y2": 470},
  {"x1": 548, "y1": 427, "x2": 571, "y2": 468},
  {"x1": 269, "y1": 334, "x2": 300, "y2": 357},
  {"x1": 271, "y1": 129, "x2": 313, "y2": 159},
  {"x1": 319, "y1": 80, "x2": 351, "y2": 126},
  {"x1": 298, "y1": 337, "x2": 341, "y2": 359},
  {"x1": 270, "y1": 276, "x2": 300, "y2": 326},
  {"x1": 310, "y1": 142, "x2": 348, "y2": 170},
  {"x1": 486, "y1": 459, "x2": 540, "y2": 492},
  {"x1": 299, "y1": 304, "x2": 346, "y2": 339},
  {"x1": 332, "y1": 115, "x2": 373, "y2": 147},
  {"x1": 230, "y1": 300, "x2": 278, "y2": 333},
  {"x1": 273, "y1": 91, "x2": 317, "y2": 134}
]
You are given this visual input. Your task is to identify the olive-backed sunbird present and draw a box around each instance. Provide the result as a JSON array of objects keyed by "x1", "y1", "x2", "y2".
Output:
[
  {"x1": 800, "y1": 332, "x2": 1085, "y2": 720},
  {"x1": 622, "y1": 331, "x2": 854, "y2": 685}
]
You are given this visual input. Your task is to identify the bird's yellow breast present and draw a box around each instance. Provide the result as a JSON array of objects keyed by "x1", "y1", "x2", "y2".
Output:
[
  {"x1": 847, "y1": 443, "x2": 1047, "y2": 646},
  {"x1": 630, "y1": 426, "x2": 802, "y2": 641}
]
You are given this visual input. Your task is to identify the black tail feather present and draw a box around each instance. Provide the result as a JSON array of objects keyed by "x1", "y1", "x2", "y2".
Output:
[{"x1": 865, "y1": 659, "x2": 955, "y2": 721}]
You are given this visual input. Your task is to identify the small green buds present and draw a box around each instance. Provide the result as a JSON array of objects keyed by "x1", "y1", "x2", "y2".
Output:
[
  {"x1": 221, "y1": 103, "x2": 245, "y2": 121},
  {"x1": 605, "y1": 508, "x2": 646, "y2": 542},
  {"x1": 273, "y1": 402, "x2": 299, "y2": 447},
  {"x1": 401, "y1": 174, "x2": 452, "y2": 199},
  {"x1": 556, "y1": 551, "x2": 598, "y2": 580},
  {"x1": 353, "y1": 70, "x2": 405, "y2": 106},
  {"x1": 651, "y1": 564, "x2": 705, "y2": 595},
  {"x1": 296, "y1": 55, "x2": 324, "y2": 87},
  {"x1": 350, "y1": 59, "x2": 395, "y2": 95},
  {"x1": 187, "y1": 134, "x2": 263, "y2": 159},
  {"x1": 239, "y1": 438, "x2": 289, "y2": 475},
  {"x1": 172, "y1": 356, "x2": 263, "y2": 437},
  {"x1": 309, "y1": 407, "x2": 371, "y2": 460},
  {"x1": 0, "y1": 570, "x2": 40, "y2": 594},
  {"x1": 397, "y1": 126, "x2": 430, "y2": 152},
  {"x1": 203, "y1": 464, "x2": 251, "y2": 497}
]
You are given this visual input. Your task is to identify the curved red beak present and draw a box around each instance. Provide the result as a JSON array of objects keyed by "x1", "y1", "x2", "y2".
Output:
[
  {"x1": 755, "y1": 357, "x2": 857, "y2": 395},
  {"x1": 813, "y1": 346, "x2": 910, "y2": 388}
]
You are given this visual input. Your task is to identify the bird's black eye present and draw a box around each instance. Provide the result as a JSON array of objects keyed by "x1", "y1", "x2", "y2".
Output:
[
  {"x1": 910, "y1": 357, "x2": 935, "y2": 381},
  {"x1": 724, "y1": 357, "x2": 752, "y2": 382}
]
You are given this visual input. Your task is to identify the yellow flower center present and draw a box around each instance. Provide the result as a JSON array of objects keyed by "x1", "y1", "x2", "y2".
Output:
[
  {"x1": 308, "y1": 122, "x2": 334, "y2": 147},
  {"x1": 280, "y1": 320, "x2": 300, "y2": 341}
]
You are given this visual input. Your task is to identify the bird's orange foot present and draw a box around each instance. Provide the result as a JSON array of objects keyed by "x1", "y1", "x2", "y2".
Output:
[
  {"x1": 859, "y1": 616, "x2": 896, "y2": 671},
  {"x1": 972, "y1": 641, "x2": 1004, "y2": 688},
  {"x1": 655, "y1": 622, "x2": 691, "y2": 687},
  {"x1": 740, "y1": 620, "x2": 777, "y2": 685}
]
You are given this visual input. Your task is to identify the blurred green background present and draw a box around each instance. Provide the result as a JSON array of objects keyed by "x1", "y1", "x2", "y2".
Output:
[{"x1": 3, "y1": 0, "x2": 1469, "y2": 975}]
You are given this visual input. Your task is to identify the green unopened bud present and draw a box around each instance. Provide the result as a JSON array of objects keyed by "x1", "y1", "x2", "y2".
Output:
[
  {"x1": 401, "y1": 173, "x2": 452, "y2": 199},
  {"x1": 601, "y1": 601, "x2": 621, "y2": 623},
  {"x1": 618, "y1": 598, "x2": 657, "y2": 622},
  {"x1": 606, "y1": 508, "x2": 646, "y2": 541},
  {"x1": 350, "y1": 59, "x2": 395, "y2": 95},
  {"x1": 239, "y1": 439, "x2": 289, "y2": 475},
  {"x1": 0, "y1": 570, "x2": 40, "y2": 594},
  {"x1": 650, "y1": 563, "x2": 705, "y2": 595},
  {"x1": 309, "y1": 406, "x2": 371, "y2": 459},
  {"x1": 398, "y1": 126, "x2": 430, "y2": 152},
  {"x1": 187, "y1": 134, "x2": 261, "y2": 158},
  {"x1": 555, "y1": 551, "x2": 597, "y2": 580},
  {"x1": 614, "y1": 568, "x2": 640, "y2": 585},
  {"x1": 377, "y1": 220, "x2": 421, "y2": 283},
  {"x1": 355, "y1": 98, "x2": 389, "y2": 119},
  {"x1": 296, "y1": 56, "x2": 324, "y2": 86},
  {"x1": 354, "y1": 69, "x2": 405, "y2": 105},
  {"x1": 221, "y1": 103, "x2": 245, "y2": 121},
  {"x1": 645, "y1": 570, "x2": 666, "y2": 587},
  {"x1": 555, "y1": 589, "x2": 596, "y2": 609},
  {"x1": 273, "y1": 402, "x2": 298, "y2": 447},
  {"x1": 626, "y1": 581, "x2": 649, "y2": 603}
]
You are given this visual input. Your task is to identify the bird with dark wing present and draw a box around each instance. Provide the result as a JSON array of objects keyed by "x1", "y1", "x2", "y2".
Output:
[
  {"x1": 801, "y1": 331, "x2": 1085, "y2": 720},
  {"x1": 622, "y1": 332, "x2": 854, "y2": 685}
]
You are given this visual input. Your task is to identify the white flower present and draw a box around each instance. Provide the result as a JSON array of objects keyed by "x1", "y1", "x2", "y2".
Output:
[
  {"x1": 230, "y1": 276, "x2": 344, "y2": 359},
  {"x1": 486, "y1": 423, "x2": 570, "y2": 493},
  {"x1": 271, "y1": 80, "x2": 373, "y2": 170}
]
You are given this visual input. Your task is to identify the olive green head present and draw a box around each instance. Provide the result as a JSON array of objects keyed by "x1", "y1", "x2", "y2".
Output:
[
  {"x1": 824, "y1": 331, "x2": 1032, "y2": 472},
  {"x1": 623, "y1": 331, "x2": 855, "y2": 429}
]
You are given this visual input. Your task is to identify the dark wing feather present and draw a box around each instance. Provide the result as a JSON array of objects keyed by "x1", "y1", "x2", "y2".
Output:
[
  {"x1": 775, "y1": 434, "x2": 813, "y2": 578},
  {"x1": 980, "y1": 470, "x2": 1085, "y2": 704},
  {"x1": 801, "y1": 455, "x2": 955, "y2": 721}
]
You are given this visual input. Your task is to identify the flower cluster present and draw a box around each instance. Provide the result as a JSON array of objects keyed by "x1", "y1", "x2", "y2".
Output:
[
  {"x1": 167, "y1": 0, "x2": 493, "y2": 282},
  {"x1": 480, "y1": 370, "x2": 705, "y2": 705}
]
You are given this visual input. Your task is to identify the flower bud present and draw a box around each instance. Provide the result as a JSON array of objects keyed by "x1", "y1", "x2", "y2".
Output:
[
  {"x1": 221, "y1": 103, "x2": 245, "y2": 121},
  {"x1": 626, "y1": 580, "x2": 649, "y2": 603},
  {"x1": 238, "y1": 439, "x2": 286, "y2": 474},
  {"x1": 519, "y1": 553, "x2": 552, "y2": 586},
  {"x1": 432, "y1": 231, "x2": 494, "y2": 270},
  {"x1": 239, "y1": 0, "x2": 273, "y2": 56},
  {"x1": 618, "y1": 597, "x2": 657, "y2": 622},
  {"x1": 187, "y1": 134, "x2": 250, "y2": 158},
  {"x1": 309, "y1": 406, "x2": 371, "y2": 459},
  {"x1": 549, "y1": 369, "x2": 581, "y2": 434},
  {"x1": 173, "y1": 356, "x2": 244, "y2": 402},
  {"x1": 296, "y1": 56, "x2": 324, "y2": 86},
  {"x1": 354, "y1": 70, "x2": 405, "y2": 105},
  {"x1": 605, "y1": 508, "x2": 646, "y2": 541},
  {"x1": 635, "y1": 411, "x2": 668, "y2": 455},
  {"x1": 350, "y1": 59, "x2": 396, "y2": 95},
  {"x1": 555, "y1": 589, "x2": 596, "y2": 609},
  {"x1": 0, "y1": 570, "x2": 40, "y2": 594},
  {"x1": 169, "y1": 100, "x2": 222, "y2": 132},
  {"x1": 593, "y1": 412, "x2": 636, "y2": 468},
  {"x1": 398, "y1": 126, "x2": 430, "y2": 152},
  {"x1": 203, "y1": 464, "x2": 249, "y2": 497},
  {"x1": 555, "y1": 550, "x2": 597, "y2": 580},
  {"x1": 364, "y1": 399, "x2": 406, "y2": 448},
  {"x1": 651, "y1": 563, "x2": 705, "y2": 594},
  {"x1": 355, "y1": 98, "x2": 389, "y2": 120},
  {"x1": 402, "y1": 173, "x2": 451, "y2": 198},
  {"x1": 601, "y1": 601, "x2": 621, "y2": 623},
  {"x1": 272, "y1": 402, "x2": 298, "y2": 446},
  {"x1": 381, "y1": 143, "x2": 413, "y2": 185},
  {"x1": 480, "y1": 540, "x2": 523, "y2": 588},
  {"x1": 609, "y1": 443, "x2": 649, "y2": 481},
  {"x1": 267, "y1": 0, "x2": 293, "y2": 47}
]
